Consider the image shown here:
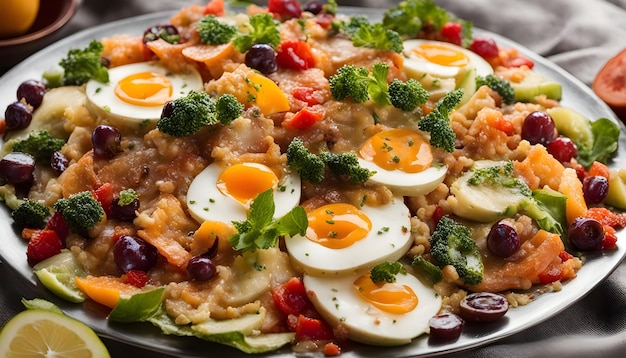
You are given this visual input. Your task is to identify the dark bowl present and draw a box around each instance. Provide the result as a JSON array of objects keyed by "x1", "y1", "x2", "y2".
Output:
[{"x1": 0, "y1": 0, "x2": 81, "y2": 72}]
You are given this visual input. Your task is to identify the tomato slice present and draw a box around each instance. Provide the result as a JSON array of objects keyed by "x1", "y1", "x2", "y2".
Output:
[
  {"x1": 276, "y1": 40, "x2": 315, "y2": 71},
  {"x1": 593, "y1": 48, "x2": 626, "y2": 119},
  {"x1": 283, "y1": 107, "x2": 323, "y2": 130}
]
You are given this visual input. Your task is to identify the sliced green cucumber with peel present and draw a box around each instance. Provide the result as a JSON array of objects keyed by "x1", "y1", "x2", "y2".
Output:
[{"x1": 511, "y1": 69, "x2": 562, "y2": 102}]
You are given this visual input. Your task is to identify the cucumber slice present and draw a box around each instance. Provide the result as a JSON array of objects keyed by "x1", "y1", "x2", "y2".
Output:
[
  {"x1": 192, "y1": 307, "x2": 266, "y2": 336},
  {"x1": 547, "y1": 107, "x2": 594, "y2": 149},
  {"x1": 605, "y1": 169, "x2": 626, "y2": 209},
  {"x1": 511, "y1": 69, "x2": 562, "y2": 102}
]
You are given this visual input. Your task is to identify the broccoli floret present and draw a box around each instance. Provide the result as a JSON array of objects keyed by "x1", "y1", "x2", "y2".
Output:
[
  {"x1": 388, "y1": 78, "x2": 429, "y2": 111},
  {"x1": 54, "y1": 191, "x2": 105, "y2": 234},
  {"x1": 117, "y1": 188, "x2": 138, "y2": 206},
  {"x1": 320, "y1": 151, "x2": 375, "y2": 184},
  {"x1": 197, "y1": 15, "x2": 237, "y2": 45},
  {"x1": 476, "y1": 74, "x2": 515, "y2": 105},
  {"x1": 233, "y1": 13, "x2": 281, "y2": 52},
  {"x1": 286, "y1": 138, "x2": 374, "y2": 184},
  {"x1": 370, "y1": 261, "x2": 406, "y2": 283},
  {"x1": 214, "y1": 93, "x2": 244, "y2": 125},
  {"x1": 429, "y1": 216, "x2": 483, "y2": 285},
  {"x1": 157, "y1": 91, "x2": 243, "y2": 137},
  {"x1": 411, "y1": 255, "x2": 443, "y2": 285},
  {"x1": 418, "y1": 88, "x2": 463, "y2": 152},
  {"x1": 11, "y1": 131, "x2": 65, "y2": 160},
  {"x1": 12, "y1": 199, "x2": 50, "y2": 229},
  {"x1": 328, "y1": 65, "x2": 371, "y2": 103},
  {"x1": 59, "y1": 40, "x2": 109, "y2": 86},
  {"x1": 286, "y1": 138, "x2": 326, "y2": 184}
]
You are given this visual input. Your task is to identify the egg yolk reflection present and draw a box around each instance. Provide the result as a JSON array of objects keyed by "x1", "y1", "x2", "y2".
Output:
[
  {"x1": 114, "y1": 71, "x2": 173, "y2": 106},
  {"x1": 353, "y1": 273, "x2": 418, "y2": 314},
  {"x1": 216, "y1": 163, "x2": 279, "y2": 206},
  {"x1": 306, "y1": 203, "x2": 372, "y2": 249},
  {"x1": 412, "y1": 43, "x2": 470, "y2": 67},
  {"x1": 359, "y1": 129, "x2": 433, "y2": 173}
]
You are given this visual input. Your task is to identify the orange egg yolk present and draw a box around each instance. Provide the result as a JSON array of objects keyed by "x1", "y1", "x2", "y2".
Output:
[
  {"x1": 353, "y1": 273, "x2": 418, "y2": 314},
  {"x1": 359, "y1": 128, "x2": 433, "y2": 173},
  {"x1": 412, "y1": 43, "x2": 470, "y2": 67},
  {"x1": 216, "y1": 163, "x2": 279, "y2": 206},
  {"x1": 114, "y1": 71, "x2": 173, "y2": 106},
  {"x1": 305, "y1": 203, "x2": 372, "y2": 249}
]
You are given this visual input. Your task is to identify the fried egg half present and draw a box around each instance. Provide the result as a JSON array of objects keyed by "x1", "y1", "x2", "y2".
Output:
[
  {"x1": 402, "y1": 39, "x2": 494, "y2": 103},
  {"x1": 86, "y1": 61, "x2": 203, "y2": 123},
  {"x1": 285, "y1": 196, "x2": 412, "y2": 276},
  {"x1": 357, "y1": 128, "x2": 447, "y2": 196},
  {"x1": 303, "y1": 267, "x2": 442, "y2": 346},
  {"x1": 186, "y1": 161, "x2": 301, "y2": 225}
]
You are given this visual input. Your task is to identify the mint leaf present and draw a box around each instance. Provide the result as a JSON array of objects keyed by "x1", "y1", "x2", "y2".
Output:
[
  {"x1": 248, "y1": 189, "x2": 274, "y2": 229},
  {"x1": 229, "y1": 190, "x2": 308, "y2": 251},
  {"x1": 273, "y1": 206, "x2": 308, "y2": 236},
  {"x1": 109, "y1": 287, "x2": 164, "y2": 323}
]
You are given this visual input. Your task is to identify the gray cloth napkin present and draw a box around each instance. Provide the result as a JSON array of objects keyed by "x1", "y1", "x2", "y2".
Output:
[{"x1": 2, "y1": 1, "x2": 626, "y2": 357}]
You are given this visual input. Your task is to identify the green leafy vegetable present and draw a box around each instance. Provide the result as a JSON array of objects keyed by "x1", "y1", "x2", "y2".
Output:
[
  {"x1": 233, "y1": 13, "x2": 281, "y2": 52},
  {"x1": 228, "y1": 189, "x2": 308, "y2": 251},
  {"x1": 109, "y1": 288, "x2": 165, "y2": 323},
  {"x1": 382, "y1": 0, "x2": 451, "y2": 38},
  {"x1": 576, "y1": 117, "x2": 620, "y2": 168},
  {"x1": 320, "y1": 151, "x2": 375, "y2": 184}
]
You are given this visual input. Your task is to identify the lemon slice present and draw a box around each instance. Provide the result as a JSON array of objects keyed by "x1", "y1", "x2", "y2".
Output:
[
  {"x1": 33, "y1": 250, "x2": 87, "y2": 303},
  {"x1": 0, "y1": 309, "x2": 111, "y2": 357}
]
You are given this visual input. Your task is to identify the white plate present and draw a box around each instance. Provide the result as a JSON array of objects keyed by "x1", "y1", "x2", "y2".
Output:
[{"x1": 0, "y1": 7, "x2": 625, "y2": 358}]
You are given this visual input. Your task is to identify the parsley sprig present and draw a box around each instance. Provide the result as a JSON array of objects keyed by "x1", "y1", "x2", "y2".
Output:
[{"x1": 228, "y1": 189, "x2": 308, "y2": 251}]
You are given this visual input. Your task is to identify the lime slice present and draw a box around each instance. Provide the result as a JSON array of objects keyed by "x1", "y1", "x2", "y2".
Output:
[
  {"x1": 0, "y1": 309, "x2": 111, "y2": 357},
  {"x1": 33, "y1": 250, "x2": 87, "y2": 303}
]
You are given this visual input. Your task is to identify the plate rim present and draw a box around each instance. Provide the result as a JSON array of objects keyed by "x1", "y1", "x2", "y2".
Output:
[{"x1": 0, "y1": 6, "x2": 624, "y2": 358}]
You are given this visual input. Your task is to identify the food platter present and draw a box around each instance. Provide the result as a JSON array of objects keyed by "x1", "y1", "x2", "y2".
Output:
[{"x1": 1, "y1": 6, "x2": 625, "y2": 358}]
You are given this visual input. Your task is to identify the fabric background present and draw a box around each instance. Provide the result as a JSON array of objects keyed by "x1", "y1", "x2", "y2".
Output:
[{"x1": 1, "y1": 1, "x2": 626, "y2": 357}]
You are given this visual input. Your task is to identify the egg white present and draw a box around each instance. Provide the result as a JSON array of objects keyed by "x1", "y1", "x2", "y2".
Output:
[
  {"x1": 303, "y1": 268, "x2": 442, "y2": 346},
  {"x1": 358, "y1": 157, "x2": 447, "y2": 197},
  {"x1": 285, "y1": 197, "x2": 412, "y2": 276},
  {"x1": 186, "y1": 161, "x2": 302, "y2": 225},
  {"x1": 402, "y1": 39, "x2": 494, "y2": 103},
  {"x1": 85, "y1": 61, "x2": 203, "y2": 123}
]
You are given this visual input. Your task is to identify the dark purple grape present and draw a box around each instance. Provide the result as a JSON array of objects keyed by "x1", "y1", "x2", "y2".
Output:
[
  {"x1": 4, "y1": 101, "x2": 33, "y2": 131},
  {"x1": 521, "y1": 111, "x2": 556, "y2": 146},
  {"x1": 50, "y1": 151, "x2": 69, "y2": 175},
  {"x1": 582, "y1": 175, "x2": 609, "y2": 205},
  {"x1": 302, "y1": 0, "x2": 324, "y2": 14},
  {"x1": 245, "y1": 44, "x2": 278, "y2": 75},
  {"x1": 0, "y1": 152, "x2": 35, "y2": 184},
  {"x1": 143, "y1": 24, "x2": 179, "y2": 44},
  {"x1": 187, "y1": 255, "x2": 216, "y2": 281},
  {"x1": 568, "y1": 217, "x2": 604, "y2": 251},
  {"x1": 17, "y1": 80, "x2": 46, "y2": 110},
  {"x1": 161, "y1": 101, "x2": 174, "y2": 118},
  {"x1": 486, "y1": 221, "x2": 520, "y2": 257},
  {"x1": 111, "y1": 197, "x2": 139, "y2": 221},
  {"x1": 546, "y1": 136, "x2": 577, "y2": 163},
  {"x1": 91, "y1": 125, "x2": 121, "y2": 159},
  {"x1": 114, "y1": 235, "x2": 158, "y2": 273},
  {"x1": 459, "y1": 292, "x2": 509, "y2": 323},
  {"x1": 429, "y1": 312, "x2": 464, "y2": 341}
]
